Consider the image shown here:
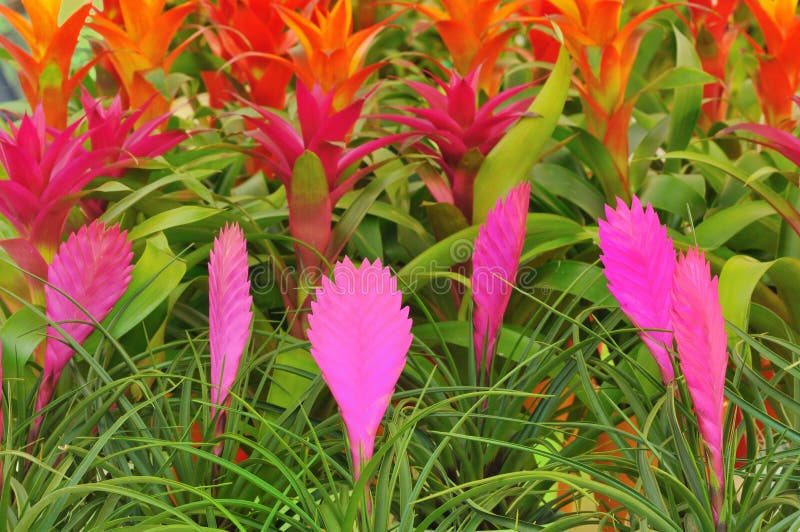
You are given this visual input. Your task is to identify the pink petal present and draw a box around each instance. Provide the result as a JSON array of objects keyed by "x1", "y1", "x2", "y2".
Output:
[
  {"x1": 209, "y1": 223, "x2": 253, "y2": 418},
  {"x1": 670, "y1": 248, "x2": 727, "y2": 515},
  {"x1": 598, "y1": 196, "x2": 676, "y2": 383},
  {"x1": 307, "y1": 257, "x2": 413, "y2": 480},
  {"x1": 472, "y1": 182, "x2": 530, "y2": 376},
  {"x1": 36, "y1": 221, "x2": 134, "y2": 414}
]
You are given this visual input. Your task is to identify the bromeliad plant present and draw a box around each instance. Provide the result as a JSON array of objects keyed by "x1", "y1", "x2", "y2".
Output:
[
  {"x1": 277, "y1": 0, "x2": 391, "y2": 110},
  {"x1": 530, "y1": 0, "x2": 670, "y2": 199},
  {"x1": 382, "y1": 68, "x2": 533, "y2": 223},
  {"x1": 599, "y1": 196, "x2": 729, "y2": 527},
  {"x1": 671, "y1": 247, "x2": 728, "y2": 526},
  {"x1": 89, "y1": 0, "x2": 198, "y2": 121},
  {"x1": 32, "y1": 221, "x2": 133, "y2": 439},
  {"x1": 245, "y1": 81, "x2": 410, "y2": 334},
  {"x1": 307, "y1": 257, "x2": 412, "y2": 486},
  {"x1": 0, "y1": 0, "x2": 94, "y2": 128},
  {"x1": 410, "y1": 0, "x2": 526, "y2": 95},
  {"x1": 471, "y1": 182, "x2": 529, "y2": 380},
  {"x1": 686, "y1": 0, "x2": 739, "y2": 126},
  {"x1": 201, "y1": 0, "x2": 307, "y2": 109},
  {"x1": 0, "y1": 96, "x2": 184, "y2": 310},
  {"x1": 208, "y1": 223, "x2": 253, "y2": 439},
  {"x1": 742, "y1": 0, "x2": 800, "y2": 129},
  {"x1": 598, "y1": 196, "x2": 676, "y2": 383}
]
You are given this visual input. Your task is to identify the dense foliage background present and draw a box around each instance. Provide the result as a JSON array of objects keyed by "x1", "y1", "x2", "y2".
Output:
[{"x1": 0, "y1": 0, "x2": 798, "y2": 529}]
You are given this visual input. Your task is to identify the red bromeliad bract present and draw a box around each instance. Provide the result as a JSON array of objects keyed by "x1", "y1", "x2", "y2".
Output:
[
  {"x1": 307, "y1": 257, "x2": 412, "y2": 480},
  {"x1": 598, "y1": 196, "x2": 677, "y2": 383},
  {"x1": 471, "y1": 182, "x2": 529, "y2": 378},
  {"x1": 80, "y1": 89, "x2": 187, "y2": 176},
  {"x1": 0, "y1": 106, "x2": 103, "y2": 260},
  {"x1": 208, "y1": 223, "x2": 253, "y2": 421},
  {"x1": 33, "y1": 221, "x2": 133, "y2": 431},
  {"x1": 381, "y1": 69, "x2": 532, "y2": 221},
  {"x1": 246, "y1": 81, "x2": 410, "y2": 281},
  {"x1": 671, "y1": 247, "x2": 727, "y2": 525}
]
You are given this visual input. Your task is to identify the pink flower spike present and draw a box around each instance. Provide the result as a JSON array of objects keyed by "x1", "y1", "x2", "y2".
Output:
[
  {"x1": 671, "y1": 248, "x2": 727, "y2": 524},
  {"x1": 34, "y1": 221, "x2": 133, "y2": 421},
  {"x1": 598, "y1": 196, "x2": 676, "y2": 383},
  {"x1": 307, "y1": 257, "x2": 413, "y2": 480},
  {"x1": 471, "y1": 182, "x2": 530, "y2": 378},
  {"x1": 208, "y1": 223, "x2": 253, "y2": 420}
]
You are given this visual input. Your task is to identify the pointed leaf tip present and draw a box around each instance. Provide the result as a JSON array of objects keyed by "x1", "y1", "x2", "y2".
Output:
[
  {"x1": 671, "y1": 247, "x2": 727, "y2": 509},
  {"x1": 307, "y1": 256, "x2": 413, "y2": 479},
  {"x1": 209, "y1": 223, "x2": 253, "y2": 418},
  {"x1": 472, "y1": 182, "x2": 530, "y2": 376},
  {"x1": 598, "y1": 196, "x2": 676, "y2": 383}
]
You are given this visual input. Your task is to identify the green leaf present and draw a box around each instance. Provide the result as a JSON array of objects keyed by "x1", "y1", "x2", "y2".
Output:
[
  {"x1": 266, "y1": 347, "x2": 320, "y2": 410},
  {"x1": 412, "y1": 321, "x2": 538, "y2": 362},
  {"x1": 718, "y1": 255, "x2": 800, "y2": 338},
  {"x1": 530, "y1": 261, "x2": 612, "y2": 305},
  {"x1": 0, "y1": 304, "x2": 45, "y2": 377},
  {"x1": 326, "y1": 162, "x2": 418, "y2": 261},
  {"x1": 100, "y1": 169, "x2": 218, "y2": 224},
  {"x1": 532, "y1": 163, "x2": 606, "y2": 219},
  {"x1": 664, "y1": 27, "x2": 704, "y2": 174},
  {"x1": 127, "y1": 206, "x2": 220, "y2": 241},
  {"x1": 103, "y1": 237, "x2": 187, "y2": 340},
  {"x1": 290, "y1": 151, "x2": 331, "y2": 274},
  {"x1": 630, "y1": 116, "x2": 670, "y2": 192},
  {"x1": 664, "y1": 150, "x2": 800, "y2": 236},
  {"x1": 473, "y1": 47, "x2": 572, "y2": 222},
  {"x1": 693, "y1": 201, "x2": 777, "y2": 249},
  {"x1": 641, "y1": 66, "x2": 716, "y2": 93},
  {"x1": 640, "y1": 173, "x2": 706, "y2": 219},
  {"x1": 555, "y1": 126, "x2": 628, "y2": 202}
]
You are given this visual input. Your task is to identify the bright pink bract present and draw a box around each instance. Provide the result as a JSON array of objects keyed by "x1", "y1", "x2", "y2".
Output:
[
  {"x1": 598, "y1": 196, "x2": 677, "y2": 383},
  {"x1": 208, "y1": 223, "x2": 253, "y2": 419},
  {"x1": 307, "y1": 257, "x2": 413, "y2": 479},
  {"x1": 35, "y1": 221, "x2": 133, "y2": 417},
  {"x1": 671, "y1": 247, "x2": 727, "y2": 524},
  {"x1": 472, "y1": 181, "x2": 529, "y2": 377}
]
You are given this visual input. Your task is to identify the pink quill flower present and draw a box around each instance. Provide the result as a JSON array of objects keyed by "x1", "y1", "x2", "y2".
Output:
[
  {"x1": 208, "y1": 223, "x2": 253, "y2": 421},
  {"x1": 670, "y1": 247, "x2": 727, "y2": 524},
  {"x1": 33, "y1": 222, "x2": 133, "y2": 426},
  {"x1": 471, "y1": 182, "x2": 530, "y2": 377},
  {"x1": 307, "y1": 257, "x2": 413, "y2": 480},
  {"x1": 598, "y1": 196, "x2": 676, "y2": 383}
]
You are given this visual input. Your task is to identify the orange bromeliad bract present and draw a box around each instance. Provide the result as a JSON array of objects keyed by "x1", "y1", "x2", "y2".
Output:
[
  {"x1": 412, "y1": 0, "x2": 526, "y2": 96},
  {"x1": 743, "y1": 0, "x2": 800, "y2": 129},
  {"x1": 0, "y1": 0, "x2": 94, "y2": 128},
  {"x1": 202, "y1": 0, "x2": 308, "y2": 109},
  {"x1": 89, "y1": 0, "x2": 197, "y2": 121},
  {"x1": 277, "y1": 0, "x2": 391, "y2": 110},
  {"x1": 532, "y1": 0, "x2": 670, "y2": 197},
  {"x1": 687, "y1": 0, "x2": 739, "y2": 126}
]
